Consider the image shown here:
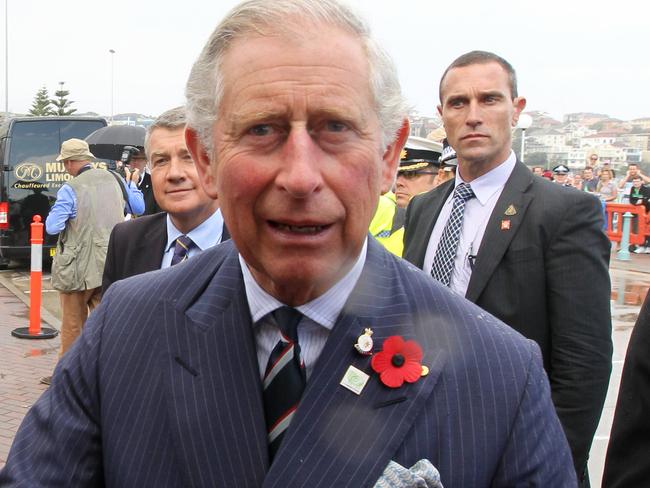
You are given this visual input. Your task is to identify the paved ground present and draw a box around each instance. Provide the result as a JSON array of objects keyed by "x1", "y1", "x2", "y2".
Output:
[{"x1": 0, "y1": 252, "x2": 648, "y2": 483}]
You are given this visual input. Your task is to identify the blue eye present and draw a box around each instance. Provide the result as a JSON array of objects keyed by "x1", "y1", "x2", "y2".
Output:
[
  {"x1": 326, "y1": 121, "x2": 348, "y2": 132},
  {"x1": 249, "y1": 124, "x2": 272, "y2": 136}
]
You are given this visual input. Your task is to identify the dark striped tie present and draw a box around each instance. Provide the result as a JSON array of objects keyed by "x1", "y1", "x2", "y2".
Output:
[
  {"x1": 263, "y1": 306, "x2": 305, "y2": 461},
  {"x1": 170, "y1": 235, "x2": 193, "y2": 266},
  {"x1": 430, "y1": 183, "x2": 475, "y2": 286}
]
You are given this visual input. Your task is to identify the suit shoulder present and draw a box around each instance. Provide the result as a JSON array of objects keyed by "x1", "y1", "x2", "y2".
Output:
[
  {"x1": 105, "y1": 239, "x2": 235, "y2": 300},
  {"x1": 407, "y1": 181, "x2": 452, "y2": 222},
  {"x1": 411, "y1": 181, "x2": 452, "y2": 207},
  {"x1": 111, "y1": 212, "x2": 166, "y2": 236},
  {"x1": 390, "y1": 255, "x2": 534, "y2": 354},
  {"x1": 529, "y1": 174, "x2": 601, "y2": 211}
]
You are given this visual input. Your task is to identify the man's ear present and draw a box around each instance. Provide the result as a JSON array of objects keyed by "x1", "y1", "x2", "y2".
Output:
[
  {"x1": 380, "y1": 118, "x2": 410, "y2": 193},
  {"x1": 511, "y1": 97, "x2": 527, "y2": 126},
  {"x1": 185, "y1": 127, "x2": 219, "y2": 199}
]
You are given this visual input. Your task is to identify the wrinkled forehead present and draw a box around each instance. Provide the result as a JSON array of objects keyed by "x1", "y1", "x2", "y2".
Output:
[{"x1": 218, "y1": 27, "x2": 373, "y2": 116}]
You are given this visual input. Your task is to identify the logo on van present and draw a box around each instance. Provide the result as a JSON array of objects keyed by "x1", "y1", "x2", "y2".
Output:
[{"x1": 14, "y1": 162, "x2": 43, "y2": 182}]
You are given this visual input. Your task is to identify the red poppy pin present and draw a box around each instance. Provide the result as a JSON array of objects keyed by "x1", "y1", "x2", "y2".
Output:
[{"x1": 371, "y1": 335, "x2": 425, "y2": 388}]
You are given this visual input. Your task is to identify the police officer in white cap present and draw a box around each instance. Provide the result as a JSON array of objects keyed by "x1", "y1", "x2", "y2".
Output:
[{"x1": 552, "y1": 164, "x2": 572, "y2": 187}]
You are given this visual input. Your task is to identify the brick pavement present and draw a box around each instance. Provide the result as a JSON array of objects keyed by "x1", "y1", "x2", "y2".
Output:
[{"x1": 0, "y1": 286, "x2": 59, "y2": 467}]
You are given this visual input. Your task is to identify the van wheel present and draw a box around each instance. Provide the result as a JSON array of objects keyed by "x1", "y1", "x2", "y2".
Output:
[{"x1": 0, "y1": 258, "x2": 10, "y2": 270}]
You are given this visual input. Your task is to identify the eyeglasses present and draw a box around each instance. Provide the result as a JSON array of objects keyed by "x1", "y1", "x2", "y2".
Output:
[{"x1": 398, "y1": 170, "x2": 436, "y2": 180}]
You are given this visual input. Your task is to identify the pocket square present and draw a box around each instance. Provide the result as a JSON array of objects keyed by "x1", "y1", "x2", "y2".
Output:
[{"x1": 373, "y1": 459, "x2": 443, "y2": 488}]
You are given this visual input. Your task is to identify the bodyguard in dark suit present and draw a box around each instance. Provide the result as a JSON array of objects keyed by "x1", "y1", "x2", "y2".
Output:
[
  {"x1": 602, "y1": 294, "x2": 650, "y2": 487},
  {"x1": 102, "y1": 107, "x2": 228, "y2": 293},
  {"x1": 403, "y1": 50, "x2": 612, "y2": 484},
  {"x1": 0, "y1": 3, "x2": 576, "y2": 486}
]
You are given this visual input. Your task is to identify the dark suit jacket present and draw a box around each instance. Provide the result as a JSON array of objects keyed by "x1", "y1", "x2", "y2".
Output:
[
  {"x1": 102, "y1": 212, "x2": 230, "y2": 293},
  {"x1": 403, "y1": 160, "x2": 613, "y2": 478},
  {"x1": 1, "y1": 239, "x2": 576, "y2": 487},
  {"x1": 602, "y1": 294, "x2": 650, "y2": 487}
]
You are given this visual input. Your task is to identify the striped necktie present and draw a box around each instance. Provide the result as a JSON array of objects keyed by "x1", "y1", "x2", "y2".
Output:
[
  {"x1": 430, "y1": 183, "x2": 475, "y2": 286},
  {"x1": 170, "y1": 235, "x2": 193, "y2": 266},
  {"x1": 263, "y1": 306, "x2": 305, "y2": 462}
]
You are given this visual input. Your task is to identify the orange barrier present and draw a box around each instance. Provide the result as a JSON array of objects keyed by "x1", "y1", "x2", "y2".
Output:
[
  {"x1": 11, "y1": 215, "x2": 58, "y2": 340},
  {"x1": 28, "y1": 215, "x2": 44, "y2": 334},
  {"x1": 605, "y1": 203, "x2": 647, "y2": 245}
]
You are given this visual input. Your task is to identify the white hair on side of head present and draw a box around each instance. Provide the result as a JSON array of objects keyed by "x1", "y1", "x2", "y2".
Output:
[{"x1": 185, "y1": 0, "x2": 409, "y2": 155}]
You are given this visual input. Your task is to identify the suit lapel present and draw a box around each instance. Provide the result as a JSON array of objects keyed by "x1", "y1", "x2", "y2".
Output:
[
  {"x1": 131, "y1": 214, "x2": 167, "y2": 273},
  {"x1": 465, "y1": 162, "x2": 534, "y2": 302},
  {"x1": 160, "y1": 244, "x2": 269, "y2": 487},
  {"x1": 406, "y1": 182, "x2": 453, "y2": 269},
  {"x1": 264, "y1": 240, "x2": 446, "y2": 487}
]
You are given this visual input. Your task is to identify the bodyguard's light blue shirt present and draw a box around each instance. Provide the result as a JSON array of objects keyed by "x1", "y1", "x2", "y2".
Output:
[
  {"x1": 160, "y1": 208, "x2": 225, "y2": 269},
  {"x1": 45, "y1": 166, "x2": 145, "y2": 235},
  {"x1": 240, "y1": 238, "x2": 368, "y2": 380}
]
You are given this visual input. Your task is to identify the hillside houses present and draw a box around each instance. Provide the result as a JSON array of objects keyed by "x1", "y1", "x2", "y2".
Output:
[{"x1": 521, "y1": 112, "x2": 650, "y2": 170}]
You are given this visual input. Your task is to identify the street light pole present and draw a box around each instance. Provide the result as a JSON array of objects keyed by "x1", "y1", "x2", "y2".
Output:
[
  {"x1": 516, "y1": 114, "x2": 533, "y2": 164},
  {"x1": 109, "y1": 49, "x2": 115, "y2": 124},
  {"x1": 5, "y1": 0, "x2": 8, "y2": 117}
]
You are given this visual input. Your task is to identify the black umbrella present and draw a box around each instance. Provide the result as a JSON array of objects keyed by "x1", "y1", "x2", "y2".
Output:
[{"x1": 85, "y1": 125, "x2": 146, "y2": 160}]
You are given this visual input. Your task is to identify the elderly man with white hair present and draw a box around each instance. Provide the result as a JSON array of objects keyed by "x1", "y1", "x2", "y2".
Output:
[{"x1": 1, "y1": 1, "x2": 575, "y2": 486}]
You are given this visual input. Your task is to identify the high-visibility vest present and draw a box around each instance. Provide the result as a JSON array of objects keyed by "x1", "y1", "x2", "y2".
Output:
[{"x1": 369, "y1": 191, "x2": 404, "y2": 257}]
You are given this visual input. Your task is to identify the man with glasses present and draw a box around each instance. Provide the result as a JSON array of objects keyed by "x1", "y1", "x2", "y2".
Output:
[{"x1": 395, "y1": 145, "x2": 440, "y2": 208}]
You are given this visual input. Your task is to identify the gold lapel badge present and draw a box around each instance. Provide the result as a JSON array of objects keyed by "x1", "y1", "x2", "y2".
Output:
[
  {"x1": 505, "y1": 204, "x2": 517, "y2": 216},
  {"x1": 501, "y1": 219, "x2": 511, "y2": 230},
  {"x1": 354, "y1": 328, "x2": 374, "y2": 355}
]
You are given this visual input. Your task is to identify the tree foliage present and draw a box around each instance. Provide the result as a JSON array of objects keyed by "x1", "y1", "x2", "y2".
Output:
[
  {"x1": 28, "y1": 86, "x2": 54, "y2": 116},
  {"x1": 51, "y1": 82, "x2": 77, "y2": 116}
]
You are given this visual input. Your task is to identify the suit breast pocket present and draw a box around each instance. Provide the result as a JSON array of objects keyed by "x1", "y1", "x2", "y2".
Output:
[{"x1": 504, "y1": 246, "x2": 542, "y2": 264}]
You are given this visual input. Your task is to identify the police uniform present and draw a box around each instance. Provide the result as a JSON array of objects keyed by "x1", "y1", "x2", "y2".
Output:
[{"x1": 552, "y1": 164, "x2": 572, "y2": 187}]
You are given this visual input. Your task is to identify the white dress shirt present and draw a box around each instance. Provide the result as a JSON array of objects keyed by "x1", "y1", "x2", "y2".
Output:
[
  {"x1": 161, "y1": 209, "x2": 225, "y2": 269},
  {"x1": 423, "y1": 151, "x2": 517, "y2": 296},
  {"x1": 240, "y1": 239, "x2": 368, "y2": 380}
]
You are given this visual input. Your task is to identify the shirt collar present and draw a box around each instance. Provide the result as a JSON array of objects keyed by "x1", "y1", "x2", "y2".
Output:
[
  {"x1": 240, "y1": 238, "x2": 368, "y2": 329},
  {"x1": 165, "y1": 208, "x2": 224, "y2": 252},
  {"x1": 454, "y1": 150, "x2": 517, "y2": 205}
]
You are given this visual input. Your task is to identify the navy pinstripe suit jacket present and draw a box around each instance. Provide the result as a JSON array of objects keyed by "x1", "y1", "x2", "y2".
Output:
[{"x1": 1, "y1": 239, "x2": 576, "y2": 487}]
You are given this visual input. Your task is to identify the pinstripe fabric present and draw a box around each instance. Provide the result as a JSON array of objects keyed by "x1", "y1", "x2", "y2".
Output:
[{"x1": 1, "y1": 238, "x2": 576, "y2": 487}]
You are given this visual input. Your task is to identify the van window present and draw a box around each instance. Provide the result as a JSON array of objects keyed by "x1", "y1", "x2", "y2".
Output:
[{"x1": 7, "y1": 120, "x2": 60, "y2": 167}]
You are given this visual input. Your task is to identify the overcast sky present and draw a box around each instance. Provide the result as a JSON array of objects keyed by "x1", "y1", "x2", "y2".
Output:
[{"x1": 2, "y1": 0, "x2": 646, "y2": 122}]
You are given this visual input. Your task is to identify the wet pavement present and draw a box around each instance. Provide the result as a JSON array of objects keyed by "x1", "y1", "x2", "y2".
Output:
[{"x1": 0, "y1": 253, "x2": 648, "y2": 484}]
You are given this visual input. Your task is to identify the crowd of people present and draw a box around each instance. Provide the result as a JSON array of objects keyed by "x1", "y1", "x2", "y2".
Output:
[
  {"x1": 532, "y1": 161, "x2": 650, "y2": 205},
  {"x1": 0, "y1": 0, "x2": 647, "y2": 487}
]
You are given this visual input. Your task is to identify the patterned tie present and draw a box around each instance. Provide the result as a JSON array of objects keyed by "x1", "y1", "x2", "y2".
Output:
[
  {"x1": 170, "y1": 235, "x2": 193, "y2": 266},
  {"x1": 263, "y1": 306, "x2": 305, "y2": 462},
  {"x1": 430, "y1": 183, "x2": 475, "y2": 286}
]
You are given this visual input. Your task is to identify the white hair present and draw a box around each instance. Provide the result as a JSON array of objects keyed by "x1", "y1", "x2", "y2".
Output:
[
  {"x1": 185, "y1": 0, "x2": 408, "y2": 154},
  {"x1": 144, "y1": 106, "x2": 187, "y2": 158}
]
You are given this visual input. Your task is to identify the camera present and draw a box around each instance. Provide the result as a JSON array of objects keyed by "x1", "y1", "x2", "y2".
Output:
[
  {"x1": 120, "y1": 145, "x2": 141, "y2": 165},
  {"x1": 117, "y1": 146, "x2": 141, "y2": 177}
]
